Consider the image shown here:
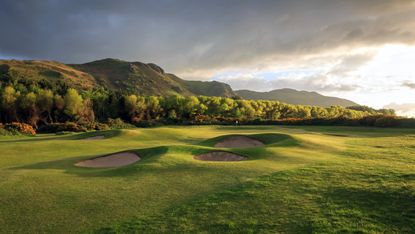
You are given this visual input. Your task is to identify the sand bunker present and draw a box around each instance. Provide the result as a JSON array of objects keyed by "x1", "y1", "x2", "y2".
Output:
[
  {"x1": 83, "y1": 135, "x2": 105, "y2": 140},
  {"x1": 194, "y1": 151, "x2": 247, "y2": 161},
  {"x1": 214, "y1": 136, "x2": 264, "y2": 148},
  {"x1": 75, "y1": 152, "x2": 140, "y2": 168}
]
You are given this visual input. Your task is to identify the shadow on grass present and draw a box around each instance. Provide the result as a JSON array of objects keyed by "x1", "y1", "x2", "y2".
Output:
[
  {"x1": 67, "y1": 130, "x2": 123, "y2": 140},
  {"x1": 0, "y1": 129, "x2": 123, "y2": 143},
  {"x1": 94, "y1": 165, "x2": 415, "y2": 233},
  {"x1": 319, "y1": 187, "x2": 415, "y2": 232},
  {"x1": 172, "y1": 144, "x2": 282, "y2": 161},
  {"x1": 291, "y1": 125, "x2": 415, "y2": 138}
]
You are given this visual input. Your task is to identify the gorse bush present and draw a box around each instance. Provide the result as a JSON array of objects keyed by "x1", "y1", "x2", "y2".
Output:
[
  {"x1": 38, "y1": 122, "x2": 87, "y2": 133},
  {"x1": 4, "y1": 122, "x2": 36, "y2": 135}
]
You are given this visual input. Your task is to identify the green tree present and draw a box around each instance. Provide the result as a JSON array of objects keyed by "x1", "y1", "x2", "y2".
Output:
[
  {"x1": 37, "y1": 89, "x2": 54, "y2": 123},
  {"x1": 1, "y1": 86, "x2": 20, "y2": 122},
  {"x1": 79, "y1": 98, "x2": 95, "y2": 124},
  {"x1": 64, "y1": 88, "x2": 84, "y2": 121},
  {"x1": 146, "y1": 96, "x2": 161, "y2": 120},
  {"x1": 124, "y1": 95, "x2": 147, "y2": 122},
  {"x1": 19, "y1": 92, "x2": 39, "y2": 127}
]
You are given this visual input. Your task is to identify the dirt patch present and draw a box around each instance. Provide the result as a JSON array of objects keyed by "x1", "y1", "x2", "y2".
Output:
[
  {"x1": 83, "y1": 135, "x2": 105, "y2": 140},
  {"x1": 75, "y1": 152, "x2": 140, "y2": 168},
  {"x1": 194, "y1": 151, "x2": 247, "y2": 161},
  {"x1": 214, "y1": 136, "x2": 264, "y2": 148}
]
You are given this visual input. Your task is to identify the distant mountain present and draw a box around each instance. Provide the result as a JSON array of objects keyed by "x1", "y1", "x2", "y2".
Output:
[
  {"x1": 0, "y1": 58, "x2": 236, "y2": 97},
  {"x1": 0, "y1": 58, "x2": 358, "y2": 107},
  {"x1": 72, "y1": 58, "x2": 236, "y2": 96},
  {"x1": 236, "y1": 88, "x2": 358, "y2": 107}
]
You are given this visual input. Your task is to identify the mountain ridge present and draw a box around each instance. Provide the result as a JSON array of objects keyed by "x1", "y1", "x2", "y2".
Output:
[
  {"x1": 0, "y1": 58, "x2": 358, "y2": 107},
  {"x1": 236, "y1": 88, "x2": 358, "y2": 107}
]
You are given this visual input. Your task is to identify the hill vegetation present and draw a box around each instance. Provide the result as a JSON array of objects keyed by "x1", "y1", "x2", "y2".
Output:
[
  {"x1": 1, "y1": 58, "x2": 359, "y2": 107},
  {"x1": 0, "y1": 58, "x2": 236, "y2": 97}
]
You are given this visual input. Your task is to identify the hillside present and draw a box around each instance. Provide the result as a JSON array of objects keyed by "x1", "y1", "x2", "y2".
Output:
[
  {"x1": 0, "y1": 60, "x2": 97, "y2": 89},
  {"x1": 236, "y1": 88, "x2": 358, "y2": 107},
  {"x1": 0, "y1": 58, "x2": 358, "y2": 107},
  {"x1": 0, "y1": 58, "x2": 236, "y2": 97}
]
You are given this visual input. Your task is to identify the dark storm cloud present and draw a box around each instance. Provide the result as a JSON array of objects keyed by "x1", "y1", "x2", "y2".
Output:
[{"x1": 1, "y1": 0, "x2": 414, "y2": 73}]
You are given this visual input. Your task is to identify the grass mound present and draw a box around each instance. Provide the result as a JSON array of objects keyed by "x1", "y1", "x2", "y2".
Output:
[
  {"x1": 194, "y1": 151, "x2": 247, "y2": 161},
  {"x1": 75, "y1": 152, "x2": 140, "y2": 168}
]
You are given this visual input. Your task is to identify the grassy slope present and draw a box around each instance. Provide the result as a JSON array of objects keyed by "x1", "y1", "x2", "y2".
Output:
[
  {"x1": 0, "y1": 58, "x2": 236, "y2": 97},
  {"x1": 73, "y1": 59, "x2": 236, "y2": 96},
  {"x1": 0, "y1": 60, "x2": 96, "y2": 89},
  {"x1": 72, "y1": 59, "x2": 193, "y2": 95},
  {"x1": 0, "y1": 126, "x2": 414, "y2": 233}
]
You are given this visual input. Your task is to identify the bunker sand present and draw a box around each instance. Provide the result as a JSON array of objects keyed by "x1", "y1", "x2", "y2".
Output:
[
  {"x1": 75, "y1": 152, "x2": 140, "y2": 168},
  {"x1": 214, "y1": 136, "x2": 264, "y2": 148}
]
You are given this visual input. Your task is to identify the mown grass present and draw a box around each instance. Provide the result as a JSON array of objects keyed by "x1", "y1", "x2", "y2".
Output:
[{"x1": 0, "y1": 125, "x2": 414, "y2": 233}]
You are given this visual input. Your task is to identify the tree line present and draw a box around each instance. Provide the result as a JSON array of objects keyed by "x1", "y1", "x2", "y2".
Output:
[{"x1": 0, "y1": 83, "x2": 395, "y2": 130}]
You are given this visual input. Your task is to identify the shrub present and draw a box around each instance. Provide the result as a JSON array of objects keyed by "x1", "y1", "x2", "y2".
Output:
[
  {"x1": 38, "y1": 122, "x2": 87, "y2": 133},
  {"x1": 0, "y1": 128, "x2": 14, "y2": 136},
  {"x1": 134, "y1": 120, "x2": 162, "y2": 128},
  {"x1": 5, "y1": 122, "x2": 36, "y2": 135},
  {"x1": 374, "y1": 116, "x2": 400, "y2": 127},
  {"x1": 78, "y1": 121, "x2": 97, "y2": 131},
  {"x1": 0, "y1": 124, "x2": 15, "y2": 136},
  {"x1": 95, "y1": 123, "x2": 110, "y2": 131},
  {"x1": 106, "y1": 118, "x2": 135, "y2": 129}
]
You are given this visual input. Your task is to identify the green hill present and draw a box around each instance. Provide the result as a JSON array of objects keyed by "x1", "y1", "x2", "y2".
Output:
[
  {"x1": 0, "y1": 60, "x2": 97, "y2": 90},
  {"x1": 0, "y1": 58, "x2": 358, "y2": 107},
  {"x1": 0, "y1": 58, "x2": 236, "y2": 97},
  {"x1": 236, "y1": 88, "x2": 358, "y2": 107}
]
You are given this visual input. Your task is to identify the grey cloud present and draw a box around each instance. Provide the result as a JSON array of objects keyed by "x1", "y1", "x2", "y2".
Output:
[
  {"x1": 0, "y1": 0, "x2": 414, "y2": 74},
  {"x1": 384, "y1": 103, "x2": 415, "y2": 117},
  {"x1": 219, "y1": 75, "x2": 360, "y2": 93},
  {"x1": 272, "y1": 75, "x2": 360, "y2": 92},
  {"x1": 328, "y1": 52, "x2": 375, "y2": 76}
]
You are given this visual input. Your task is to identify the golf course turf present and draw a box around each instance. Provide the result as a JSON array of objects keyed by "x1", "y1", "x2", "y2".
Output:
[
  {"x1": 0, "y1": 125, "x2": 414, "y2": 233},
  {"x1": 194, "y1": 151, "x2": 247, "y2": 161}
]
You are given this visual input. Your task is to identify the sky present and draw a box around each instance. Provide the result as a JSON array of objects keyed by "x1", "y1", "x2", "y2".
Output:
[{"x1": 1, "y1": 0, "x2": 415, "y2": 116}]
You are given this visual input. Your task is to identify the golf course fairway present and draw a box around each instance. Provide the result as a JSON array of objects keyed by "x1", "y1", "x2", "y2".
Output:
[{"x1": 0, "y1": 125, "x2": 414, "y2": 233}]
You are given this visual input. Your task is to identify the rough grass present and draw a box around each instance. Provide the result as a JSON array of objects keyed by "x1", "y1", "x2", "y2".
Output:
[
  {"x1": 0, "y1": 125, "x2": 414, "y2": 233},
  {"x1": 0, "y1": 60, "x2": 96, "y2": 89}
]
